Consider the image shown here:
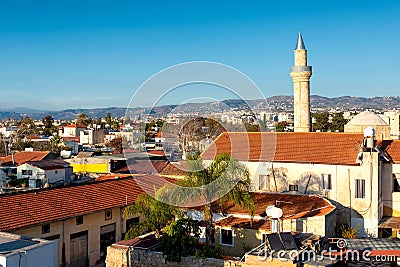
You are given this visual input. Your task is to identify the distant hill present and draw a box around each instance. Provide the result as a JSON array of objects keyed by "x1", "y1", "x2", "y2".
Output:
[{"x1": 1, "y1": 95, "x2": 400, "y2": 120}]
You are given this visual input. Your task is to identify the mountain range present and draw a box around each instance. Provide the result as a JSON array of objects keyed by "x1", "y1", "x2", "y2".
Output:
[{"x1": 1, "y1": 95, "x2": 400, "y2": 120}]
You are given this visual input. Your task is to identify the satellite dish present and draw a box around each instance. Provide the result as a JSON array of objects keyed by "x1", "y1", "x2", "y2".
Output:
[
  {"x1": 363, "y1": 127, "x2": 375, "y2": 137},
  {"x1": 266, "y1": 205, "x2": 283, "y2": 219}
]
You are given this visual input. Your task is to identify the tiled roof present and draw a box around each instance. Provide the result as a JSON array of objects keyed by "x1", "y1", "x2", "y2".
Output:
[
  {"x1": 65, "y1": 124, "x2": 86, "y2": 128},
  {"x1": 219, "y1": 192, "x2": 335, "y2": 219},
  {"x1": 114, "y1": 160, "x2": 168, "y2": 174},
  {"x1": 377, "y1": 140, "x2": 400, "y2": 163},
  {"x1": 379, "y1": 216, "x2": 400, "y2": 229},
  {"x1": 159, "y1": 161, "x2": 189, "y2": 177},
  {"x1": 214, "y1": 217, "x2": 271, "y2": 231},
  {"x1": 0, "y1": 151, "x2": 51, "y2": 166},
  {"x1": 201, "y1": 132, "x2": 364, "y2": 165},
  {"x1": 0, "y1": 175, "x2": 174, "y2": 231}
]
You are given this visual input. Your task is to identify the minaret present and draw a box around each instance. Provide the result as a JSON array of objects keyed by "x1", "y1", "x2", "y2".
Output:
[{"x1": 290, "y1": 33, "x2": 312, "y2": 132}]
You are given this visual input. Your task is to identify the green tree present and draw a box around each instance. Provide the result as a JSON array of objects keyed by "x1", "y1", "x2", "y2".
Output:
[
  {"x1": 275, "y1": 121, "x2": 288, "y2": 132},
  {"x1": 313, "y1": 112, "x2": 330, "y2": 132},
  {"x1": 330, "y1": 112, "x2": 347, "y2": 132},
  {"x1": 42, "y1": 115, "x2": 57, "y2": 136},
  {"x1": 162, "y1": 218, "x2": 200, "y2": 262},
  {"x1": 123, "y1": 192, "x2": 180, "y2": 239},
  {"x1": 166, "y1": 153, "x2": 254, "y2": 245},
  {"x1": 77, "y1": 113, "x2": 89, "y2": 126},
  {"x1": 105, "y1": 113, "x2": 112, "y2": 126},
  {"x1": 109, "y1": 137, "x2": 123, "y2": 153}
]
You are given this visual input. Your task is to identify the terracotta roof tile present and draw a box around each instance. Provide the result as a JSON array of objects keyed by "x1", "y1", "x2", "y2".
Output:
[
  {"x1": 0, "y1": 175, "x2": 174, "y2": 231},
  {"x1": 377, "y1": 140, "x2": 400, "y2": 163},
  {"x1": 0, "y1": 151, "x2": 51, "y2": 166},
  {"x1": 114, "y1": 160, "x2": 168, "y2": 174},
  {"x1": 201, "y1": 132, "x2": 364, "y2": 166},
  {"x1": 65, "y1": 124, "x2": 86, "y2": 128},
  {"x1": 159, "y1": 161, "x2": 189, "y2": 177}
]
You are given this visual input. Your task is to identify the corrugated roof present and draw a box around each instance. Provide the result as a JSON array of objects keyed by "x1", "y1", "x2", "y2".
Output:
[
  {"x1": 25, "y1": 159, "x2": 70, "y2": 171},
  {"x1": 218, "y1": 192, "x2": 335, "y2": 219},
  {"x1": 0, "y1": 175, "x2": 174, "y2": 231},
  {"x1": 215, "y1": 217, "x2": 270, "y2": 231},
  {"x1": 201, "y1": 132, "x2": 364, "y2": 166}
]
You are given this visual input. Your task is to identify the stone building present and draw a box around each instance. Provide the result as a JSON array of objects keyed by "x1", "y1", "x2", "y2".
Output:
[{"x1": 344, "y1": 111, "x2": 391, "y2": 139}]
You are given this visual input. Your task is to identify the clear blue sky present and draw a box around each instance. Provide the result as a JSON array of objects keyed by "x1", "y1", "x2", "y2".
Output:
[{"x1": 0, "y1": 0, "x2": 399, "y2": 110}]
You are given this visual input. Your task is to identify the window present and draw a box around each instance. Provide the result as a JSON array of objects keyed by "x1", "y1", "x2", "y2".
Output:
[
  {"x1": 259, "y1": 175, "x2": 270, "y2": 191},
  {"x1": 355, "y1": 179, "x2": 366, "y2": 199},
  {"x1": 42, "y1": 224, "x2": 50, "y2": 234},
  {"x1": 105, "y1": 209, "x2": 112, "y2": 220},
  {"x1": 76, "y1": 215, "x2": 83, "y2": 225},
  {"x1": 289, "y1": 184, "x2": 298, "y2": 191},
  {"x1": 22, "y1": 170, "x2": 32, "y2": 176},
  {"x1": 322, "y1": 174, "x2": 332, "y2": 190},
  {"x1": 220, "y1": 229, "x2": 233, "y2": 246}
]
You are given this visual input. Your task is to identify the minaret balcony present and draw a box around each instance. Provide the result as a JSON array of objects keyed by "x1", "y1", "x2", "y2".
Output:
[{"x1": 290, "y1": 66, "x2": 312, "y2": 73}]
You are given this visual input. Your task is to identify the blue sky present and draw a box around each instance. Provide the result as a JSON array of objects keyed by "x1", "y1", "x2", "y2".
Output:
[{"x1": 0, "y1": 0, "x2": 399, "y2": 110}]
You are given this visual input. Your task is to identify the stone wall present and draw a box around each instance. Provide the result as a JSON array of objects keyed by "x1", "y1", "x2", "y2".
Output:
[{"x1": 105, "y1": 247, "x2": 298, "y2": 267}]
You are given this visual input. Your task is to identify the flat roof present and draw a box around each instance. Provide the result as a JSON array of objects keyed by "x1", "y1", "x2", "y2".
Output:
[{"x1": 0, "y1": 232, "x2": 45, "y2": 256}]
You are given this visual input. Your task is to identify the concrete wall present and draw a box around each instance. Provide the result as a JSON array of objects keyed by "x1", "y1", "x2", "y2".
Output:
[
  {"x1": 215, "y1": 215, "x2": 329, "y2": 257},
  {"x1": 66, "y1": 157, "x2": 110, "y2": 173},
  {"x1": 383, "y1": 162, "x2": 400, "y2": 216},
  {"x1": 0, "y1": 237, "x2": 57, "y2": 267},
  {"x1": 11, "y1": 207, "x2": 139, "y2": 267},
  {"x1": 17, "y1": 164, "x2": 68, "y2": 184}
]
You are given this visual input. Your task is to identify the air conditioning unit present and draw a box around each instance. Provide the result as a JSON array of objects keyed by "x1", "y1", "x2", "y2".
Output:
[{"x1": 289, "y1": 184, "x2": 298, "y2": 191}]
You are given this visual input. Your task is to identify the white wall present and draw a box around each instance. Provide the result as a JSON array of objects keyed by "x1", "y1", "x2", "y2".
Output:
[
  {"x1": 0, "y1": 239, "x2": 57, "y2": 267},
  {"x1": 240, "y1": 152, "x2": 382, "y2": 237}
]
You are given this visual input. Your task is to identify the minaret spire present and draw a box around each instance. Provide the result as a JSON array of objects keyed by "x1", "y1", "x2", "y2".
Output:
[
  {"x1": 295, "y1": 32, "x2": 306, "y2": 50},
  {"x1": 290, "y1": 33, "x2": 312, "y2": 132}
]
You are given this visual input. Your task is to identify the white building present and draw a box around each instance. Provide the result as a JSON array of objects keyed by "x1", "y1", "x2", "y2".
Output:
[
  {"x1": 201, "y1": 132, "x2": 397, "y2": 237},
  {"x1": 0, "y1": 232, "x2": 57, "y2": 267},
  {"x1": 17, "y1": 160, "x2": 73, "y2": 187},
  {"x1": 62, "y1": 124, "x2": 86, "y2": 138}
]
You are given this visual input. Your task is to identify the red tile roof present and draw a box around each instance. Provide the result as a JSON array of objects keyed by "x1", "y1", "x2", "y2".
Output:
[
  {"x1": 114, "y1": 160, "x2": 168, "y2": 174},
  {"x1": 0, "y1": 151, "x2": 51, "y2": 166},
  {"x1": 201, "y1": 132, "x2": 364, "y2": 166},
  {"x1": 65, "y1": 124, "x2": 86, "y2": 128},
  {"x1": 0, "y1": 175, "x2": 174, "y2": 231},
  {"x1": 159, "y1": 161, "x2": 189, "y2": 177},
  {"x1": 377, "y1": 140, "x2": 400, "y2": 163},
  {"x1": 219, "y1": 192, "x2": 335, "y2": 219}
]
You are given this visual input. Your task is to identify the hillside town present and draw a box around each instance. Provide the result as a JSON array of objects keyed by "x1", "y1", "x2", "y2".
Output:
[{"x1": 1, "y1": 32, "x2": 400, "y2": 267}]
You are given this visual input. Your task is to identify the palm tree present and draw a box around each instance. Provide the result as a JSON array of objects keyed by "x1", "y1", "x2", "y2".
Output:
[
  {"x1": 123, "y1": 191, "x2": 180, "y2": 239},
  {"x1": 166, "y1": 153, "x2": 254, "y2": 245}
]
